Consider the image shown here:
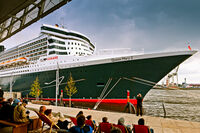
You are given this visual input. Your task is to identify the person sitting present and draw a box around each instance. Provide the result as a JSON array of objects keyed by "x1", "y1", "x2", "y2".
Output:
[
  {"x1": 132, "y1": 118, "x2": 154, "y2": 133},
  {"x1": 44, "y1": 109, "x2": 69, "y2": 130},
  {"x1": 12, "y1": 98, "x2": 20, "y2": 107},
  {"x1": 85, "y1": 115, "x2": 96, "y2": 131},
  {"x1": 13, "y1": 99, "x2": 30, "y2": 123},
  {"x1": 111, "y1": 126, "x2": 122, "y2": 133},
  {"x1": 0, "y1": 98, "x2": 13, "y2": 120},
  {"x1": 69, "y1": 114, "x2": 92, "y2": 133},
  {"x1": 39, "y1": 105, "x2": 47, "y2": 114},
  {"x1": 36, "y1": 105, "x2": 47, "y2": 127},
  {"x1": 7, "y1": 98, "x2": 13, "y2": 104},
  {"x1": 114, "y1": 117, "x2": 131, "y2": 133},
  {"x1": 0, "y1": 88, "x2": 4, "y2": 102},
  {"x1": 76, "y1": 111, "x2": 83, "y2": 118},
  {"x1": 98, "y1": 117, "x2": 112, "y2": 133}
]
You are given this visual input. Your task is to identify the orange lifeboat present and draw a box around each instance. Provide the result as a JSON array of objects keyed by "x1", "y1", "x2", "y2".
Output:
[{"x1": 0, "y1": 57, "x2": 28, "y2": 67}]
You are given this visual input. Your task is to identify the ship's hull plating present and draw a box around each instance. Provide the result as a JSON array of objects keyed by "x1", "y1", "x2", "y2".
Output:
[{"x1": 0, "y1": 54, "x2": 191, "y2": 101}]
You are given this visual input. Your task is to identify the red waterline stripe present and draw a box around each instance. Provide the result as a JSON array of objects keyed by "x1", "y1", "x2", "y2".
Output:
[{"x1": 27, "y1": 98, "x2": 137, "y2": 105}]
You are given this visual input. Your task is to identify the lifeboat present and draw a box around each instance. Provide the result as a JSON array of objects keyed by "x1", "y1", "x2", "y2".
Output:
[{"x1": 0, "y1": 57, "x2": 28, "y2": 67}]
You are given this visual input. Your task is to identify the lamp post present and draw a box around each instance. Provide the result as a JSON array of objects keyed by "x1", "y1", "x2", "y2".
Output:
[
  {"x1": 45, "y1": 63, "x2": 64, "y2": 106},
  {"x1": 45, "y1": 75, "x2": 64, "y2": 106},
  {"x1": 9, "y1": 72, "x2": 15, "y2": 98},
  {"x1": 56, "y1": 67, "x2": 59, "y2": 106}
]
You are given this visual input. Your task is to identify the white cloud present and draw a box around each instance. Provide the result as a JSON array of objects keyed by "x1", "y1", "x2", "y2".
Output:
[{"x1": 178, "y1": 52, "x2": 200, "y2": 83}]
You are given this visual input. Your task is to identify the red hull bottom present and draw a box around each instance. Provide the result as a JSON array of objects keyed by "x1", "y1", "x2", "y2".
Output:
[{"x1": 28, "y1": 98, "x2": 137, "y2": 112}]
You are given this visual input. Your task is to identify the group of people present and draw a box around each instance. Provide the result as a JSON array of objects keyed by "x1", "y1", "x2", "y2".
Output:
[
  {"x1": 0, "y1": 88, "x2": 31, "y2": 123},
  {"x1": 35, "y1": 105, "x2": 154, "y2": 133},
  {"x1": 0, "y1": 97, "x2": 31, "y2": 123},
  {"x1": 36, "y1": 106, "x2": 95, "y2": 132},
  {"x1": 98, "y1": 116, "x2": 153, "y2": 133},
  {"x1": 39, "y1": 105, "x2": 70, "y2": 130},
  {"x1": 0, "y1": 89, "x2": 153, "y2": 133}
]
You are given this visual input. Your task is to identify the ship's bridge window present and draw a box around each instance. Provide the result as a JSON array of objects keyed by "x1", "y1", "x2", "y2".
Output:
[
  {"x1": 48, "y1": 45, "x2": 66, "y2": 50},
  {"x1": 48, "y1": 39, "x2": 65, "y2": 45},
  {"x1": 49, "y1": 51, "x2": 68, "y2": 55}
]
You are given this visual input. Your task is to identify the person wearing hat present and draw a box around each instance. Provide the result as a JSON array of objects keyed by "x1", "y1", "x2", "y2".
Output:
[
  {"x1": 12, "y1": 98, "x2": 20, "y2": 107},
  {"x1": 13, "y1": 99, "x2": 30, "y2": 123}
]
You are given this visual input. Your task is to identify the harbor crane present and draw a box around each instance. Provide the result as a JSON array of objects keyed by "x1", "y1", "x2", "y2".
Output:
[{"x1": 166, "y1": 66, "x2": 179, "y2": 87}]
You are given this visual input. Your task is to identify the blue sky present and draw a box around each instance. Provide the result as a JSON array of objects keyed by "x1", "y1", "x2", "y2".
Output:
[{"x1": 2, "y1": 0, "x2": 200, "y2": 83}]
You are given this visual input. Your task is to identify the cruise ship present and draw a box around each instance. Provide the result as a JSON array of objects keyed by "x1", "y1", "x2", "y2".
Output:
[{"x1": 0, "y1": 24, "x2": 197, "y2": 111}]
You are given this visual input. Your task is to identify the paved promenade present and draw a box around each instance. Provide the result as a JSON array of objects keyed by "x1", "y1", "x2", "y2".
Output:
[{"x1": 27, "y1": 103, "x2": 200, "y2": 133}]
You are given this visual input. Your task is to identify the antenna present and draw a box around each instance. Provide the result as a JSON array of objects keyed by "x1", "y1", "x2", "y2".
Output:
[{"x1": 60, "y1": 17, "x2": 65, "y2": 28}]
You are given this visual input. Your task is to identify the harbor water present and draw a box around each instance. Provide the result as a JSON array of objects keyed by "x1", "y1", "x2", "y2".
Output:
[{"x1": 143, "y1": 89, "x2": 200, "y2": 122}]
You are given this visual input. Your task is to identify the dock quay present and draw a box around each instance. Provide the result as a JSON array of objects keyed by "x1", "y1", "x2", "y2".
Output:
[{"x1": 26, "y1": 103, "x2": 200, "y2": 133}]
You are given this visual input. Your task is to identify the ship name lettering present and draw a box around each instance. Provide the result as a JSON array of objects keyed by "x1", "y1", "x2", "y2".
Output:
[
  {"x1": 47, "y1": 56, "x2": 58, "y2": 60},
  {"x1": 111, "y1": 57, "x2": 133, "y2": 62}
]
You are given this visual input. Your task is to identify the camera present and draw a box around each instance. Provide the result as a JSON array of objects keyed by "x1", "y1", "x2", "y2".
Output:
[{"x1": 26, "y1": 110, "x2": 30, "y2": 114}]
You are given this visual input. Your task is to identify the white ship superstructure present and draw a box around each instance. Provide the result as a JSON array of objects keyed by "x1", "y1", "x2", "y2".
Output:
[{"x1": 0, "y1": 24, "x2": 95, "y2": 77}]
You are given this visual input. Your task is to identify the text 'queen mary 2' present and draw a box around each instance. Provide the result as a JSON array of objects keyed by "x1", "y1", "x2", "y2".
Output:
[{"x1": 0, "y1": 24, "x2": 197, "y2": 111}]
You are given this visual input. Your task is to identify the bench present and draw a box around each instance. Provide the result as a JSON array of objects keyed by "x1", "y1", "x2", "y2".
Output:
[
  {"x1": 0, "y1": 120, "x2": 28, "y2": 133},
  {"x1": 0, "y1": 116, "x2": 41, "y2": 133}
]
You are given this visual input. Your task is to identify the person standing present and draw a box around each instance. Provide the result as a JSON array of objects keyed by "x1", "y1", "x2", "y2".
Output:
[{"x1": 136, "y1": 93, "x2": 143, "y2": 116}]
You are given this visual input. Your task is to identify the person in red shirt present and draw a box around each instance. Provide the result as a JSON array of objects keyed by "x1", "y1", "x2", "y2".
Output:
[
  {"x1": 133, "y1": 118, "x2": 154, "y2": 133},
  {"x1": 85, "y1": 115, "x2": 96, "y2": 130}
]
